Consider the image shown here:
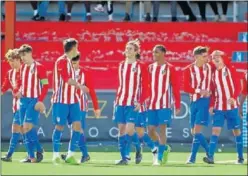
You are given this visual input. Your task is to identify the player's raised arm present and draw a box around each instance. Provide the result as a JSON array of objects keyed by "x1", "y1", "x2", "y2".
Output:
[{"x1": 170, "y1": 66, "x2": 181, "y2": 113}]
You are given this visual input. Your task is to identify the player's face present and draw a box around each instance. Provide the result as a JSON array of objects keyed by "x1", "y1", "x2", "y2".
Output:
[
  {"x1": 125, "y1": 44, "x2": 136, "y2": 58},
  {"x1": 71, "y1": 44, "x2": 79, "y2": 58},
  {"x1": 195, "y1": 52, "x2": 209, "y2": 63},
  {"x1": 212, "y1": 55, "x2": 224, "y2": 68},
  {"x1": 20, "y1": 52, "x2": 32, "y2": 64},
  {"x1": 153, "y1": 47, "x2": 163, "y2": 61},
  {"x1": 72, "y1": 60, "x2": 80, "y2": 70}
]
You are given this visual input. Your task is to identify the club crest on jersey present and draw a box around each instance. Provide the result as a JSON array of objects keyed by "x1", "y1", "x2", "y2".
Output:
[
  {"x1": 132, "y1": 68, "x2": 137, "y2": 72},
  {"x1": 162, "y1": 69, "x2": 166, "y2": 75}
]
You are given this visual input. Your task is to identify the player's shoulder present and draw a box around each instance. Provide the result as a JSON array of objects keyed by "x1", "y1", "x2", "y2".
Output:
[
  {"x1": 7, "y1": 69, "x2": 14, "y2": 76},
  {"x1": 182, "y1": 63, "x2": 194, "y2": 71},
  {"x1": 56, "y1": 55, "x2": 68, "y2": 63}
]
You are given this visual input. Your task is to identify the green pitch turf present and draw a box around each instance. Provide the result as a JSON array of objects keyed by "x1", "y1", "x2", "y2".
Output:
[{"x1": 1, "y1": 152, "x2": 247, "y2": 175}]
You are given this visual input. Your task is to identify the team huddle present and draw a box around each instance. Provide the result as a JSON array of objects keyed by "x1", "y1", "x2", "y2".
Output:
[{"x1": 1, "y1": 38, "x2": 247, "y2": 166}]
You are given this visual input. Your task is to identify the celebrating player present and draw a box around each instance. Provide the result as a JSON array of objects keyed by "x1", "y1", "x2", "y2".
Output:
[
  {"x1": 1, "y1": 49, "x2": 22, "y2": 162},
  {"x1": 203, "y1": 50, "x2": 244, "y2": 164},
  {"x1": 183, "y1": 46, "x2": 212, "y2": 164},
  {"x1": 51, "y1": 38, "x2": 86, "y2": 165},
  {"x1": 114, "y1": 39, "x2": 149, "y2": 165},
  {"x1": 15, "y1": 44, "x2": 48, "y2": 163},
  {"x1": 147, "y1": 45, "x2": 181, "y2": 165},
  {"x1": 61, "y1": 53, "x2": 101, "y2": 163}
]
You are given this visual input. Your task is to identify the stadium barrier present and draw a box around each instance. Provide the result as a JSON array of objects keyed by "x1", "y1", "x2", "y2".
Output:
[{"x1": 1, "y1": 91, "x2": 247, "y2": 147}]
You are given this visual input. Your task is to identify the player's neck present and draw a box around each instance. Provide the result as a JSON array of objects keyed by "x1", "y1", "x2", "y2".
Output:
[
  {"x1": 195, "y1": 60, "x2": 205, "y2": 67},
  {"x1": 14, "y1": 66, "x2": 20, "y2": 71},
  {"x1": 65, "y1": 53, "x2": 74, "y2": 60},
  {"x1": 126, "y1": 57, "x2": 136, "y2": 63},
  {"x1": 217, "y1": 64, "x2": 225, "y2": 70},
  {"x1": 157, "y1": 58, "x2": 165, "y2": 66},
  {"x1": 26, "y1": 59, "x2": 34, "y2": 66}
]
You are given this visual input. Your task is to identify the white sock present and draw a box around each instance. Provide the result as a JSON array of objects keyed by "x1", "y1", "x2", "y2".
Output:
[
  {"x1": 86, "y1": 13, "x2": 91, "y2": 16},
  {"x1": 108, "y1": 14, "x2": 113, "y2": 20},
  {"x1": 53, "y1": 152, "x2": 59, "y2": 158},
  {"x1": 67, "y1": 13, "x2": 71, "y2": 16},
  {"x1": 67, "y1": 151, "x2": 74, "y2": 158},
  {"x1": 34, "y1": 10, "x2": 38, "y2": 16}
]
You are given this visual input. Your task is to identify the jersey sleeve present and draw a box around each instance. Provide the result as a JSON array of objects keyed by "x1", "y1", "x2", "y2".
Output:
[
  {"x1": 139, "y1": 64, "x2": 149, "y2": 104},
  {"x1": 241, "y1": 73, "x2": 247, "y2": 95},
  {"x1": 209, "y1": 75, "x2": 216, "y2": 108},
  {"x1": 183, "y1": 67, "x2": 202, "y2": 94},
  {"x1": 230, "y1": 66, "x2": 241, "y2": 99},
  {"x1": 58, "y1": 59, "x2": 71, "y2": 82},
  {"x1": 84, "y1": 69, "x2": 99, "y2": 110},
  {"x1": 1, "y1": 71, "x2": 11, "y2": 94},
  {"x1": 170, "y1": 66, "x2": 181, "y2": 109},
  {"x1": 37, "y1": 64, "x2": 49, "y2": 102}
]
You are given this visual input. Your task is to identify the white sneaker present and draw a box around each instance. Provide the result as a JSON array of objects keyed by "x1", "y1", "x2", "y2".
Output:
[
  {"x1": 220, "y1": 15, "x2": 227, "y2": 22},
  {"x1": 94, "y1": 4, "x2": 104, "y2": 12},
  {"x1": 213, "y1": 15, "x2": 220, "y2": 22},
  {"x1": 152, "y1": 147, "x2": 158, "y2": 164},
  {"x1": 153, "y1": 159, "x2": 160, "y2": 166}
]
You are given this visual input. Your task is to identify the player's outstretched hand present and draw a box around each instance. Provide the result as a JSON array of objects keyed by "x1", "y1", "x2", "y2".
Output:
[
  {"x1": 227, "y1": 98, "x2": 236, "y2": 105},
  {"x1": 82, "y1": 86, "x2": 89, "y2": 93},
  {"x1": 35, "y1": 101, "x2": 46, "y2": 113},
  {"x1": 94, "y1": 109, "x2": 101, "y2": 118},
  {"x1": 175, "y1": 108, "x2": 180, "y2": 116},
  {"x1": 209, "y1": 107, "x2": 214, "y2": 115},
  {"x1": 200, "y1": 90, "x2": 210, "y2": 97}
]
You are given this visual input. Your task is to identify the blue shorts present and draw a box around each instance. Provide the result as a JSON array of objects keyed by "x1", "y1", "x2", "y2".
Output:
[
  {"x1": 212, "y1": 108, "x2": 240, "y2": 130},
  {"x1": 113, "y1": 105, "x2": 138, "y2": 124},
  {"x1": 81, "y1": 111, "x2": 87, "y2": 130},
  {"x1": 13, "y1": 111, "x2": 21, "y2": 125},
  {"x1": 147, "y1": 108, "x2": 172, "y2": 127},
  {"x1": 52, "y1": 103, "x2": 81, "y2": 126},
  {"x1": 19, "y1": 97, "x2": 39, "y2": 126},
  {"x1": 190, "y1": 97, "x2": 210, "y2": 129},
  {"x1": 135, "y1": 112, "x2": 147, "y2": 128}
]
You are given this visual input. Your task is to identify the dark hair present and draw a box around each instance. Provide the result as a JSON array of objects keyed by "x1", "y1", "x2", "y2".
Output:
[
  {"x1": 63, "y1": 38, "x2": 78, "y2": 53},
  {"x1": 71, "y1": 54, "x2": 80, "y2": 61},
  {"x1": 193, "y1": 46, "x2": 209, "y2": 56},
  {"x1": 155, "y1": 45, "x2": 166, "y2": 53},
  {"x1": 18, "y1": 44, "x2": 32, "y2": 54},
  {"x1": 5, "y1": 49, "x2": 21, "y2": 60}
]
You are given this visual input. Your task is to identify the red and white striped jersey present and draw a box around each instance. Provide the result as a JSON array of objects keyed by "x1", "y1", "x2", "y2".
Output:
[
  {"x1": 115, "y1": 61, "x2": 148, "y2": 106},
  {"x1": 52, "y1": 55, "x2": 79, "y2": 104},
  {"x1": 241, "y1": 72, "x2": 247, "y2": 95},
  {"x1": 148, "y1": 62, "x2": 181, "y2": 110},
  {"x1": 1, "y1": 69, "x2": 20, "y2": 113},
  {"x1": 183, "y1": 63, "x2": 212, "y2": 102},
  {"x1": 139, "y1": 100, "x2": 148, "y2": 113},
  {"x1": 75, "y1": 67, "x2": 99, "y2": 112},
  {"x1": 210, "y1": 66, "x2": 241, "y2": 110},
  {"x1": 19, "y1": 61, "x2": 47, "y2": 99}
]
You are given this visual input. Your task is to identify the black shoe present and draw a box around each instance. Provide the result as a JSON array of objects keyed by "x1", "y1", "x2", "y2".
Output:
[
  {"x1": 115, "y1": 159, "x2": 128, "y2": 165},
  {"x1": 60, "y1": 153, "x2": 67, "y2": 161},
  {"x1": 152, "y1": 17, "x2": 158, "y2": 22},
  {"x1": 171, "y1": 17, "x2": 178, "y2": 22},
  {"x1": 2, "y1": 14, "x2": 5, "y2": 20},
  {"x1": 202, "y1": 17, "x2": 207, "y2": 22},
  {"x1": 36, "y1": 151, "x2": 44, "y2": 163},
  {"x1": 236, "y1": 158, "x2": 244, "y2": 164},
  {"x1": 65, "y1": 15, "x2": 71, "y2": 21},
  {"x1": 80, "y1": 155, "x2": 90, "y2": 163},
  {"x1": 123, "y1": 13, "x2": 131, "y2": 22},
  {"x1": 31, "y1": 14, "x2": 40, "y2": 21},
  {"x1": 20, "y1": 156, "x2": 31, "y2": 163},
  {"x1": 59, "y1": 13, "x2": 66, "y2": 21},
  {"x1": 188, "y1": 15, "x2": 197, "y2": 22},
  {"x1": 203, "y1": 157, "x2": 214, "y2": 164},
  {"x1": 135, "y1": 151, "x2": 142, "y2": 164},
  {"x1": 145, "y1": 13, "x2": 151, "y2": 22},
  {"x1": 1, "y1": 155, "x2": 12, "y2": 162},
  {"x1": 39, "y1": 16, "x2": 45, "y2": 21}
]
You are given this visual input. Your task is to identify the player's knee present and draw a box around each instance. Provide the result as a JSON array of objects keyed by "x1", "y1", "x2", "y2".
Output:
[
  {"x1": 148, "y1": 127, "x2": 155, "y2": 137},
  {"x1": 55, "y1": 125, "x2": 64, "y2": 131},
  {"x1": 72, "y1": 121, "x2": 81, "y2": 132},
  {"x1": 194, "y1": 125, "x2": 202, "y2": 134},
  {"x1": 12, "y1": 124, "x2": 21, "y2": 133},
  {"x1": 23, "y1": 123, "x2": 33, "y2": 133},
  {"x1": 212, "y1": 127, "x2": 221, "y2": 136},
  {"x1": 232, "y1": 129, "x2": 241, "y2": 136},
  {"x1": 136, "y1": 128, "x2": 144, "y2": 138}
]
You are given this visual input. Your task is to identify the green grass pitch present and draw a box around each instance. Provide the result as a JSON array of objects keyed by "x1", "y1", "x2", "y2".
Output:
[{"x1": 1, "y1": 152, "x2": 247, "y2": 175}]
